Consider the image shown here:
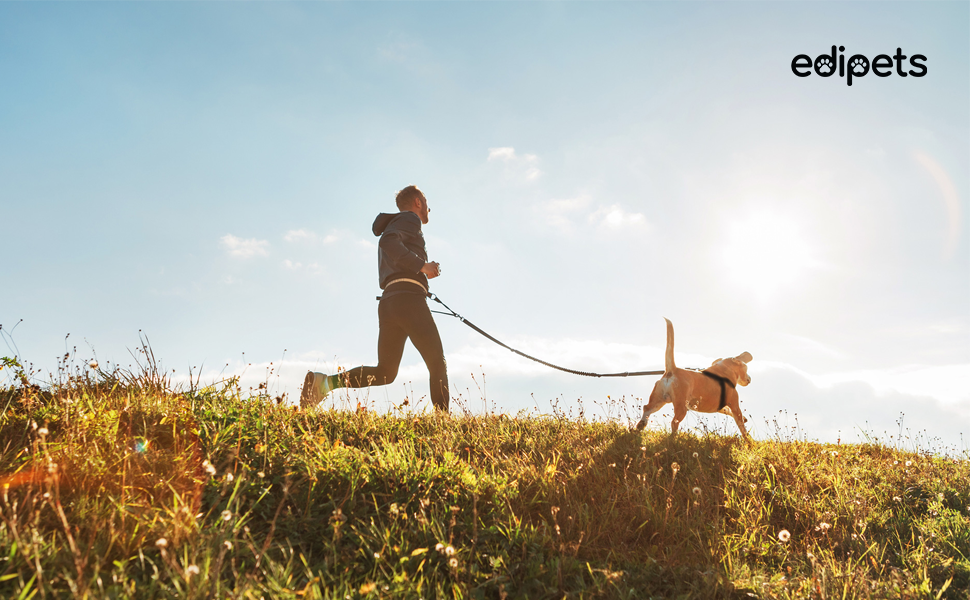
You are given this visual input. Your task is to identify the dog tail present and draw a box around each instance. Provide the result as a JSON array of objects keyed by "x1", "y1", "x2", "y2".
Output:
[{"x1": 663, "y1": 317, "x2": 675, "y2": 373}]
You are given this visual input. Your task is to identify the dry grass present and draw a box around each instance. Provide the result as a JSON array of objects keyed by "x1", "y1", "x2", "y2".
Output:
[{"x1": 0, "y1": 352, "x2": 968, "y2": 599}]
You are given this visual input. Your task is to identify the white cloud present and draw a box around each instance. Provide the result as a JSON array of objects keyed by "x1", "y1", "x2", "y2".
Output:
[
  {"x1": 588, "y1": 204, "x2": 649, "y2": 231},
  {"x1": 487, "y1": 147, "x2": 542, "y2": 181},
  {"x1": 282, "y1": 259, "x2": 302, "y2": 270},
  {"x1": 536, "y1": 196, "x2": 648, "y2": 235},
  {"x1": 220, "y1": 234, "x2": 269, "y2": 258},
  {"x1": 284, "y1": 229, "x2": 317, "y2": 243}
]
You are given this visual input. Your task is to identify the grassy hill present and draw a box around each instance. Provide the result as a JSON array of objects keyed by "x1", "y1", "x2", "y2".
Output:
[{"x1": 1, "y1": 356, "x2": 968, "y2": 599}]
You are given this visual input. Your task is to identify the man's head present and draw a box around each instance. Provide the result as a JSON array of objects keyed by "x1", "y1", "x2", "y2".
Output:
[{"x1": 395, "y1": 185, "x2": 430, "y2": 224}]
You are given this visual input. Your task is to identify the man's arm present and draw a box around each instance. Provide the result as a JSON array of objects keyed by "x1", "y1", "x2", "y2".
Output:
[{"x1": 379, "y1": 215, "x2": 426, "y2": 274}]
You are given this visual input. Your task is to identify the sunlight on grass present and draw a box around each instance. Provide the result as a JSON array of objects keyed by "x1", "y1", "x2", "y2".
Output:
[{"x1": 0, "y1": 348, "x2": 968, "y2": 599}]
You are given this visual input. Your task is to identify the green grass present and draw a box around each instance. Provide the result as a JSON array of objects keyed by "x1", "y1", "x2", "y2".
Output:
[{"x1": 0, "y1": 356, "x2": 968, "y2": 599}]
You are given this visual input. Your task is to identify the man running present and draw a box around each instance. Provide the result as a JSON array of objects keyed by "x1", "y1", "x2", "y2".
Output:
[{"x1": 300, "y1": 185, "x2": 450, "y2": 411}]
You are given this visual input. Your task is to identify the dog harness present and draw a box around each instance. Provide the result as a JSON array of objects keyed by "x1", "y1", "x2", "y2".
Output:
[{"x1": 701, "y1": 371, "x2": 735, "y2": 411}]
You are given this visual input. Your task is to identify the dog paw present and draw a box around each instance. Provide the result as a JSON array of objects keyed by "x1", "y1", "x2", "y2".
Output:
[
  {"x1": 850, "y1": 57, "x2": 868, "y2": 74},
  {"x1": 815, "y1": 56, "x2": 834, "y2": 74}
]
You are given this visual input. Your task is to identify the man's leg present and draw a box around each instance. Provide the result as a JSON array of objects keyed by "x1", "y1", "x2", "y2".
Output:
[
  {"x1": 395, "y1": 294, "x2": 450, "y2": 411},
  {"x1": 343, "y1": 298, "x2": 408, "y2": 388},
  {"x1": 301, "y1": 298, "x2": 407, "y2": 409}
]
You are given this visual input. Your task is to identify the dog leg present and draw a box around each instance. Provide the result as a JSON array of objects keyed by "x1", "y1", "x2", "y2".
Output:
[
  {"x1": 727, "y1": 405, "x2": 751, "y2": 441},
  {"x1": 635, "y1": 399, "x2": 667, "y2": 431},
  {"x1": 670, "y1": 402, "x2": 688, "y2": 435}
]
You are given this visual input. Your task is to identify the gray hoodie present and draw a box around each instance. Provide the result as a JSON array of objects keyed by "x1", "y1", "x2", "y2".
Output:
[{"x1": 372, "y1": 211, "x2": 429, "y2": 293}]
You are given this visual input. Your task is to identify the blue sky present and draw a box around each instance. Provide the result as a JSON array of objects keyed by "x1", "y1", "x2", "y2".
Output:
[{"x1": 2, "y1": 2, "x2": 967, "y2": 451}]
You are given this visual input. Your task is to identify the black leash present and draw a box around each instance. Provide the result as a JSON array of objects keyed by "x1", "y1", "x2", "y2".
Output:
[{"x1": 427, "y1": 294, "x2": 665, "y2": 378}]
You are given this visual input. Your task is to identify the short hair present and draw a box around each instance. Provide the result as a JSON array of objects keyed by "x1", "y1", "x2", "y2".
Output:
[{"x1": 395, "y1": 185, "x2": 425, "y2": 211}]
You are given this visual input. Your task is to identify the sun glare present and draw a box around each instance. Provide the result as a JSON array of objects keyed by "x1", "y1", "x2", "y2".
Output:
[{"x1": 720, "y1": 211, "x2": 820, "y2": 304}]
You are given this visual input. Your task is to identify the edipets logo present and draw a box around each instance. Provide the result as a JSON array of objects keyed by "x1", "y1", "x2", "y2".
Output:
[{"x1": 792, "y1": 46, "x2": 927, "y2": 86}]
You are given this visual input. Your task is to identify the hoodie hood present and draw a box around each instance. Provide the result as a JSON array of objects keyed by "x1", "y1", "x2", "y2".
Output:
[{"x1": 372, "y1": 213, "x2": 398, "y2": 236}]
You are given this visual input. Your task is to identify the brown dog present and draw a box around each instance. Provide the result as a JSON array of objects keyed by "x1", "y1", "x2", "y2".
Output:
[{"x1": 635, "y1": 318, "x2": 752, "y2": 439}]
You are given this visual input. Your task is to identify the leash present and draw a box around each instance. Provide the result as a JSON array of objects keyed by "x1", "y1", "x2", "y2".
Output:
[{"x1": 427, "y1": 293, "x2": 665, "y2": 378}]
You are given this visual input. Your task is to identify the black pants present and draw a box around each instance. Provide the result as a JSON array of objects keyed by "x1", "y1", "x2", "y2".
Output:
[{"x1": 344, "y1": 292, "x2": 450, "y2": 411}]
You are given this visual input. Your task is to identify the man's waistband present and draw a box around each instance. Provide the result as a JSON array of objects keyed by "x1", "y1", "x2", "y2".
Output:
[{"x1": 384, "y1": 278, "x2": 428, "y2": 294}]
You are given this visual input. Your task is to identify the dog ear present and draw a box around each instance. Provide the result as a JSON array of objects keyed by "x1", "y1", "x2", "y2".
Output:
[{"x1": 736, "y1": 352, "x2": 752, "y2": 363}]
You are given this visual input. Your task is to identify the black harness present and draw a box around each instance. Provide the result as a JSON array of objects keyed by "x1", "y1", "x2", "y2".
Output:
[{"x1": 701, "y1": 371, "x2": 736, "y2": 410}]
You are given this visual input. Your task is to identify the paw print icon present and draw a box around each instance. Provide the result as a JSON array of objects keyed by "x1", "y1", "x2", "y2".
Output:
[
  {"x1": 815, "y1": 56, "x2": 835, "y2": 76},
  {"x1": 850, "y1": 56, "x2": 870, "y2": 75},
  {"x1": 847, "y1": 54, "x2": 870, "y2": 85}
]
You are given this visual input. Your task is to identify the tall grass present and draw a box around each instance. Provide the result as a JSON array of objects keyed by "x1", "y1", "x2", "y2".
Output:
[{"x1": 0, "y1": 350, "x2": 968, "y2": 599}]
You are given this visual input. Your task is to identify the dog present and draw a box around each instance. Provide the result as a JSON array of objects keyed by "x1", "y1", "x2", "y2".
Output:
[{"x1": 635, "y1": 318, "x2": 752, "y2": 439}]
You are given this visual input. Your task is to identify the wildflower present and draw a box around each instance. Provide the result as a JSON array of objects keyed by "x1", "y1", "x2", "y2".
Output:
[
  {"x1": 893, "y1": 496, "x2": 902, "y2": 502},
  {"x1": 831, "y1": 451, "x2": 839, "y2": 457},
  {"x1": 905, "y1": 460, "x2": 912, "y2": 467},
  {"x1": 203, "y1": 460, "x2": 216, "y2": 476},
  {"x1": 221, "y1": 510, "x2": 232, "y2": 521},
  {"x1": 186, "y1": 565, "x2": 200, "y2": 577},
  {"x1": 156, "y1": 538, "x2": 168, "y2": 548},
  {"x1": 671, "y1": 462, "x2": 680, "y2": 473},
  {"x1": 37, "y1": 427, "x2": 48, "y2": 437},
  {"x1": 778, "y1": 529, "x2": 791, "y2": 542},
  {"x1": 817, "y1": 522, "x2": 831, "y2": 532},
  {"x1": 445, "y1": 545, "x2": 456, "y2": 556},
  {"x1": 449, "y1": 557, "x2": 458, "y2": 568},
  {"x1": 224, "y1": 541, "x2": 233, "y2": 550},
  {"x1": 88, "y1": 360, "x2": 98, "y2": 369},
  {"x1": 435, "y1": 543, "x2": 445, "y2": 552},
  {"x1": 257, "y1": 471, "x2": 265, "y2": 479},
  {"x1": 226, "y1": 473, "x2": 234, "y2": 483},
  {"x1": 692, "y1": 452, "x2": 699, "y2": 459},
  {"x1": 692, "y1": 487, "x2": 702, "y2": 497},
  {"x1": 374, "y1": 552, "x2": 380, "y2": 559}
]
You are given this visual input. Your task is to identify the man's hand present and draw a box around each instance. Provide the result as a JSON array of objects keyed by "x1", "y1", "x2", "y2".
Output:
[{"x1": 420, "y1": 261, "x2": 441, "y2": 279}]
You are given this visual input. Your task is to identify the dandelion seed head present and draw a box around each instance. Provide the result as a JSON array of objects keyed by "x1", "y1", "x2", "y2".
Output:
[
  {"x1": 221, "y1": 510, "x2": 232, "y2": 521},
  {"x1": 449, "y1": 558, "x2": 458, "y2": 568},
  {"x1": 224, "y1": 541, "x2": 233, "y2": 550},
  {"x1": 692, "y1": 452, "x2": 699, "y2": 459},
  {"x1": 186, "y1": 565, "x2": 199, "y2": 577},
  {"x1": 905, "y1": 460, "x2": 912, "y2": 467},
  {"x1": 817, "y1": 522, "x2": 831, "y2": 532},
  {"x1": 156, "y1": 538, "x2": 168, "y2": 548},
  {"x1": 373, "y1": 552, "x2": 380, "y2": 559},
  {"x1": 671, "y1": 462, "x2": 680, "y2": 472},
  {"x1": 89, "y1": 360, "x2": 99, "y2": 369},
  {"x1": 257, "y1": 471, "x2": 265, "y2": 478},
  {"x1": 37, "y1": 427, "x2": 48, "y2": 437},
  {"x1": 435, "y1": 543, "x2": 445, "y2": 552},
  {"x1": 226, "y1": 473, "x2": 234, "y2": 483},
  {"x1": 693, "y1": 487, "x2": 702, "y2": 496},
  {"x1": 778, "y1": 529, "x2": 791, "y2": 542},
  {"x1": 445, "y1": 545, "x2": 455, "y2": 556}
]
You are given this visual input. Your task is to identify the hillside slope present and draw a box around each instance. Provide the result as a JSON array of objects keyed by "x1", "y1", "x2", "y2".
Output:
[{"x1": 0, "y1": 364, "x2": 968, "y2": 599}]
